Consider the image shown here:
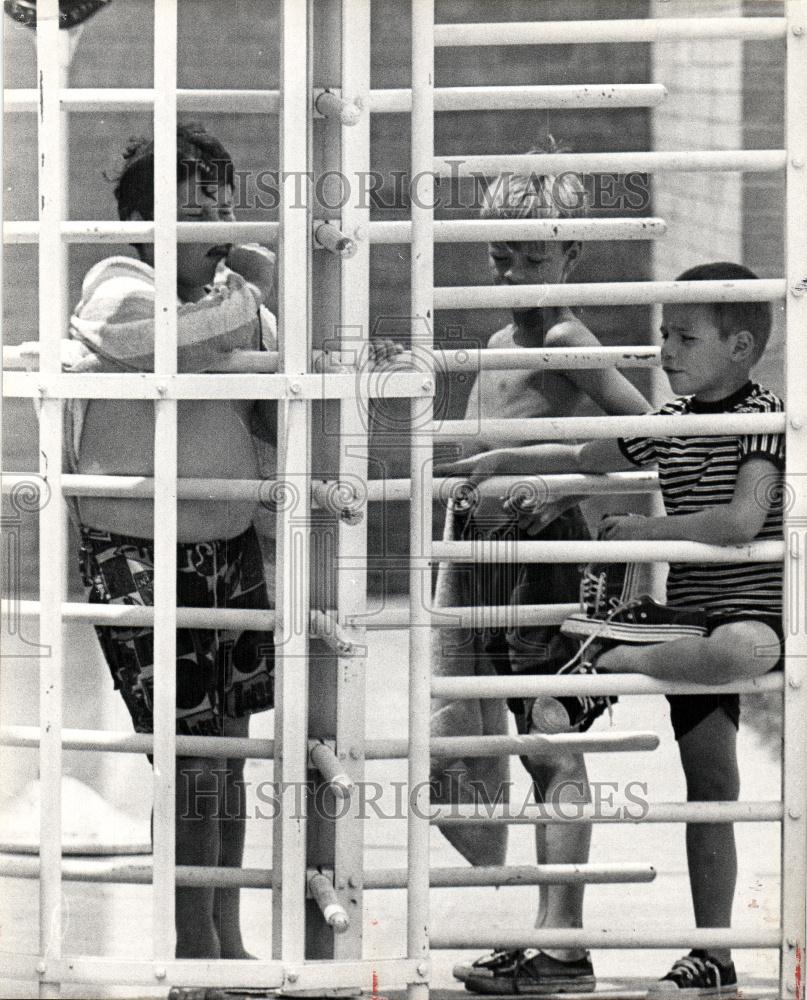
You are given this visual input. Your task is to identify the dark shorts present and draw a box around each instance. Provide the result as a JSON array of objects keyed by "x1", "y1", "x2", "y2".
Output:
[
  {"x1": 457, "y1": 505, "x2": 594, "y2": 732},
  {"x1": 80, "y1": 523, "x2": 275, "y2": 736},
  {"x1": 667, "y1": 612, "x2": 784, "y2": 742}
]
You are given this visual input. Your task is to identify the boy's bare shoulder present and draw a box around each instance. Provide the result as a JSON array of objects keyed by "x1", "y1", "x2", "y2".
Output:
[
  {"x1": 544, "y1": 317, "x2": 600, "y2": 348},
  {"x1": 486, "y1": 323, "x2": 517, "y2": 348}
]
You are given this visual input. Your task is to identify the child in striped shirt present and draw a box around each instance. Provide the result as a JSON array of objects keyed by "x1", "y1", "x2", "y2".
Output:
[{"x1": 453, "y1": 262, "x2": 784, "y2": 997}]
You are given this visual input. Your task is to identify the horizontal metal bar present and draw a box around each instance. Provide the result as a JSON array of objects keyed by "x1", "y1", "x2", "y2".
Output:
[
  {"x1": 432, "y1": 672, "x2": 784, "y2": 700},
  {"x1": 2, "y1": 220, "x2": 279, "y2": 245},
  {"x1": 372, "y1": 83, "x2": 668, "y2": 112},
  {"x1": 433, "y1": 538, "x2": 783, "y2": 564},
  {"x1": 0, "y1": 725, "x2": 656, "y2": 759},
  {"x1": 434, "y1": 277, "x2": 786, "y2": 310},
  {"x1": 1, "y1": 598, "x2": 578, "y2": 630},
  {"x1": 437, "y1": 150, "x2": 786, "y2": 177},
  {"x1": 4, "y1": 343, "x2": 660, "y2": 375},
  {"x1": 3, "y1": 371, "x2": 434, "y2": 400},
  {"x1": 434, "y1": 17, "x2": 786, "y2": 47},
  {"x1": 3, "y1": 217, "x2": 667, "y2": 246},
  {"x1": 349, "y1": 602, "x2": 578, "y2": 628},
  {"x1": 0, "y1": 856, "x2": 655, "y2": 888},
  {"x1": 430, "y1": 927, "x2": 782, "y2": 951},
  {"x1": 375, "y1": 471, "x2": 660, "y2": 503},
  {"x1": 7, "y1": 955, "x2": 420, "y2": 991},
  {"x1": 3, "y1": 87, "x2": 282, "y2": 113},
  {"x1": 369, "y1": 731, "x2": 659, "y2": 757},
  {"x1": 432, "y1": 800, "x2": 784, "y2": 825},
  {"x1": 3, "y1": 83, "x2": 667, "y2": 114},
  {"x1": 435, "y1": 410, "x2": 787, "y2": 441}
]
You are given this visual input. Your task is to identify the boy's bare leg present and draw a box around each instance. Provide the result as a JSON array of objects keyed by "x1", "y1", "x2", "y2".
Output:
[
  {"x1": 527, "y1": 750, "x2": 592, "y2": 961},
  {"x1": 678, "y1": 708, "x2": 739, "y2": 966},
  {"x1": 175, "y1": 755, "x2": 222, "y2": 958},
  {"x1": 596, "y1": 621, "x2": 779, "y2": 684},
  {"x1": 215, "y1": 712, "x2": 256, "y2": 959}
]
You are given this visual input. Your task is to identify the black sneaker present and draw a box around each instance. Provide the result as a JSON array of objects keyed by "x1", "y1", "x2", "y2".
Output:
[
  {"x1": 453, "y1": 947, "x2": 595, "y2": 994},
  {"x1": 578, "y1": 557, "x2": 642, "y2": 620},
  {"x1": 562, "y1": 596, "x2": 709, "y2": 644},
  {"x1": 528, "y1": 660, "x2": 613, "y2": 735},
  {"x1": 647, "y1": 951, "x2": 738, "y2": 996}
]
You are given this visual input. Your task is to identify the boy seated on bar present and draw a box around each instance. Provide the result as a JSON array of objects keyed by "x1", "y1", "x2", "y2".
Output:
[
  {"x1": 65, "y1": 122, "x2": 279, "y2": 960},
  {"x1": 452, "y1": 262, "x2": 784, "y2": 997},
  {"x1": 438, "y1": 140, "x2": 652, "y2": 996}
]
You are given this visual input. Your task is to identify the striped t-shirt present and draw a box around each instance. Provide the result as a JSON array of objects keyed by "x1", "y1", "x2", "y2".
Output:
[{"x1": 618, "y1": 381, "x2": 784, "y2": 618}]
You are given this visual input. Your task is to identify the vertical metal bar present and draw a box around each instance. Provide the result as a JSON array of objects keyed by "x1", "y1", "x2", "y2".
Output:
[
  {"x1": 35, "y1": 1, "x2": 65, "y2": 994},
  {"x1": 272, "y1": 0, "x2": 311, "y2": 965},
  {"x1": 333, "y1": 0, "x2": 371, "y2": 963},
  {"x1": 408, "y1": 2, "x2": 434, "y2": 996},
  {"x1": 151, "y1": 0, "x2": 179, "y2": 960},
  {"x1": 781, "y1": 4, "x2": 807, "y2": 997}
]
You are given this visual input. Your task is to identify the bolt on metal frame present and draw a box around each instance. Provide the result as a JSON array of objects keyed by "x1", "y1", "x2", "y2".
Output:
[{"x1": 1, "y1": 2, "x2": 805, "y2": 998}]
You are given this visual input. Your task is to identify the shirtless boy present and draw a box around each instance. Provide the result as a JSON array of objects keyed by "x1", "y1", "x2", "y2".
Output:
[
  {"x1": 67, "y1": 124, "x2": 277, "y2": 959},
  {"x1": 443, "y1": 148, "x2": 651, "y2": 995}
]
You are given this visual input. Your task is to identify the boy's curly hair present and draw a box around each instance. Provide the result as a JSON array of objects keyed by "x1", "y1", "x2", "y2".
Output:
[
  {"x1": 480, "y1": 135, "x2": 589, "y2": 223},
  {"x1": 111, "y1": 121, "x2": 234, "y2": 221}
]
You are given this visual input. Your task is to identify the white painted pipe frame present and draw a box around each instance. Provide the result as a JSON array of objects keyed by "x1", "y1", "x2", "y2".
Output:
[
  {"x1": 429, "y1": 928, "x2": 782, "y2": 951},
  {"x1": 433, "y1": 539, "x2": 783, "y2": 564},
  {"x1": 434, "y1": 278, "x2": 786, "y2": 310},
  {"x1": 0, "y1": 726, "x2": 659, "y2": 759},
  {"x1": 433, "y1": 16, "x2": 786, "y2": 46},
  {"x1": 34, "y1": 4, "x2": 66, "y2": 994},
  {"x1": 436, "y1": 150, "x2": 785, "y2": 177},
  {"x1": 2, "y1": 217, "x2": 667, "y2": 244},
  {"x1": 781, "y1": 5, "x2": 807, "y2": 997},
  {"x1": 1, "y1": 598, "x2": 578, "y2": 630},
  {"x1": 2, "y1": 82, "x2": 668, "y2": 114},
  {"x1": 150, "y1": 0, "x2": 179, "y2": 962},
  {"x1": 432, "y1": 801, "x2": 783, "y2": 826},
  {"x1": 0, "y1": 857, "x2": 658, "y2": 888}
]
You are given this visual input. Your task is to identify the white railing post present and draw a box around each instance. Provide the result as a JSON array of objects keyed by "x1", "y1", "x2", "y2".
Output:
[
  {"x1": 151, "y1": 0, "x2": 179, "y2": 961},
  {"x1": 333, "y1": 0, "x2": 371, "y2": 965},
  {"x1": 782, "y1": 3, "x2": 807, "y2": 997},
  {"x1": 35, "y1": 1, "x2": 65, "y2": 994},
  {"x1": 272, "y1": 0, "x2": 311, "y2": 968},
  {"x1": 408, "y1": 2, "x2": 434, "y2": 997}
]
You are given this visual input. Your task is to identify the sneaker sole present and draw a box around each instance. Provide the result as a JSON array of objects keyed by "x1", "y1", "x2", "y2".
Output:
[
  {"x1": 561, "y1": 615, "x2": 708, "y2": 644},
  {"x1": 458, "y1": 973, "x2": 596, "y2": 995},
  {"x1": 646, "y1": 987, "x2": 739, "y2": 998}
]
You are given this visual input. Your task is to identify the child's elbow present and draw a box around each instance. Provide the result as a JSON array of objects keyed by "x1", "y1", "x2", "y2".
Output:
[{"x1": 721, "y1": 509, "x2": 764, "y2": 547}]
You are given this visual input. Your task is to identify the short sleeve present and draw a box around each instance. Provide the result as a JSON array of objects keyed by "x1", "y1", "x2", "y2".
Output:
[
  {"x1": 618, "y1": 435, "x2": 657, "y2": 467},
  {"x1": 738, "y1": 429, "x2": 785, "y2": 470}
]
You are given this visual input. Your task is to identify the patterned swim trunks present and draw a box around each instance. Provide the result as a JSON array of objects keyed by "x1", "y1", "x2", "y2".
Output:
[{"x1": 80, "y1": 523, "x2": 275, "y2": 736}]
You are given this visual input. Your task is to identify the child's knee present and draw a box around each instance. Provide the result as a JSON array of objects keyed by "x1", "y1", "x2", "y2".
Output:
[{"x1": 707, "y1": 622, "x2": 779, "y2": 678}]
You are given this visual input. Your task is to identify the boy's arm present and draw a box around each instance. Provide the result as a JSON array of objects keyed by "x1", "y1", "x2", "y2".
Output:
[
  {"x1": 545, "y1": 319, "x2": 651, "y2": 415},
  {"x1": 445, "y1": 437, "x2": 635, "y2": 478},
  {"x1": 601, "y1": 456, "x2": 778, "y2": 545}
]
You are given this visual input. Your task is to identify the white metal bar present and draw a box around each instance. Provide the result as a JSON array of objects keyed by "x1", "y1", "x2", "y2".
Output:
[
  {"x1": 0, "y1": 956, "x2": 425, "y2": 992},
  {"x1": 429, "y1": 928, "x2": 782, "y2": 950},
  {"x1": 782, "y1": 5, "x2": 807, "y2": 997},
  {"x1": 2, "y1": 82, "x2": 666, "y2": 114},
  {"x1": 437, "y1": 150, "x2": 785, "y2": 177},
  {"x1": 2, "y1": 217, "x2": 666, "y2": 245},
  {"x1": 434, "y1": 410, "x2": 786, "y2": 442},
  {"x1": 0, "y1": 468, "x2": 659, "y2": 501},
  {"x1": 434, "y1": 278, "x2": 786, "y2": 311},
  {"x1": 2, "y1": 597, "x2": 577, "y2": 630},
  {"x1": 151, "y1": 0, "x2": 178, "y2": 962},
  {"x1": 432, "y1": 673, "x2": 783, "y2": 700},
  {"x1": 371, "y1": 83, "x2": 668, "y2": 112},
  {"x1": 273, "y1": 0, "x2": 311, "y2": 964},
  {"x1": 2, "y1": 220, "x2": 279, "y2": 244},
  {"x1": 0, "y1": 857, "x2": 656, "y2": 888},
  {"x1": 408, "y1": 3, "x2": 434, "y2": 995},
  {"x1": 333, "y1": 0, "x2": 372, "y2": 962},
  {"x1": 433, "y1": 539, "x2": 783, "y2": 564},
  {"x1": 434, "y1": 17, "x2": 786, "y2": 47},
  {"x1": 2, "y1": 371, "x2": 435, "y2": 400},
  {"x1": 35, "y1": 3, "x2": 65, "y2": 995},
  {"x1": 432, "y1": 801, "x2": 783, "y2": 826}
]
